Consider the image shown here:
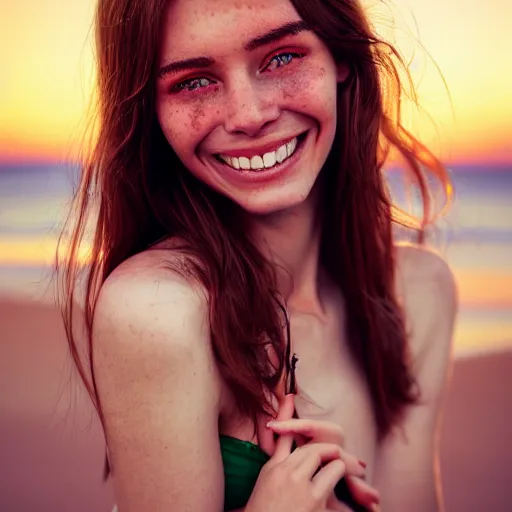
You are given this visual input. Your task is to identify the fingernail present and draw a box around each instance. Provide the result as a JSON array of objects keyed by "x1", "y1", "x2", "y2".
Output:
[
  {"x1": 358, "y1": 459, "x2": 367, "y2": 468},
  {"x1": 266, "y1": 421, "x2": 277, "y2": 428}
]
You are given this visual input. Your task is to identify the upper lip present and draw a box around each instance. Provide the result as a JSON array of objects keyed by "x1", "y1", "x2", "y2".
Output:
[{"x1": 214, "y1": 133, "x2": 304, "y2": 159}]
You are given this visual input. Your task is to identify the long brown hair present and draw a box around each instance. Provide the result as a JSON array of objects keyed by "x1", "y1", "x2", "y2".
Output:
[{"x1": 58, "y1": 0, "x2": 452, "y2": 459}]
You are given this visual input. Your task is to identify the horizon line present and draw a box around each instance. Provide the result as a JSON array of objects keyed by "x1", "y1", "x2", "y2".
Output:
[{"x1": 1, "y1": 158, "x2": 511, "y2": 171}]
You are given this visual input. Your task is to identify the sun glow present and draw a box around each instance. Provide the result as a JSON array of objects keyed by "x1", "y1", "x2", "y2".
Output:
[{"x1": 1, "y1": 0, "x2": 511, "y2": 165}]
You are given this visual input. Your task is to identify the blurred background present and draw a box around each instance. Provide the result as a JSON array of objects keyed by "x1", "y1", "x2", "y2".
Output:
[{"x1": 0, "y1": 0, "x2": 511, "y2": 510}]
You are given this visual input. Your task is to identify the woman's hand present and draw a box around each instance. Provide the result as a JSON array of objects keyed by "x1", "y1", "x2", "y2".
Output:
[
  {"x1": 267, "y1": 415, "x2": 380, "y2": 510},
  {"x1": 245, "y1": 395, "x2": 366, "y2": 512}
]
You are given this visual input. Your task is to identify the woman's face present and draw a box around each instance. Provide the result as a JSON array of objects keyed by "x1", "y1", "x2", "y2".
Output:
[{"x1": 156, "y1": 0, "x2": 347, "y2": 215}]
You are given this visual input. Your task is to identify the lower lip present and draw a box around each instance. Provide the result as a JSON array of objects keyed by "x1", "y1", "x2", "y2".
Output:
[{"x1": 212, "y1": 132, "x2": 309, "y2": 186}]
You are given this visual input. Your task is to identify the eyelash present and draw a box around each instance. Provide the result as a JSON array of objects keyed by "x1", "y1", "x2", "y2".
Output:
[{"x1": 171, "y1": 51, "x2": 304, "y2": 93}]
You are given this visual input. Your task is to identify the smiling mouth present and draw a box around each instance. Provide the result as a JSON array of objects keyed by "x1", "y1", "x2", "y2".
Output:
[{"x1": 214, "y1": 132, "x2": 308, "y2": 172}]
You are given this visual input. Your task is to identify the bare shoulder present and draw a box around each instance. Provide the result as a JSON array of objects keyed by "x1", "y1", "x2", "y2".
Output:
[
  {"x1": 94, "y1": 247, "x2": 213, "y2": 372},
  {"x1": 97, "y1": 245, "x2": 204, "y2": 319},
  {"x1": 394, "y1": 242, "x2": 458, "y2": 367},
  {"x1": 92, "y1": 247, "x2": 224, "y2": 511},
  {"x1": 395, "y1": 242, "x2": 457, "y2": 293}
]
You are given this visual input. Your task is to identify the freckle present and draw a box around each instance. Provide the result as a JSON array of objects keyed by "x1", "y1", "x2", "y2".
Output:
[
  {"x1": 282, "y1": 73, "x2": 310, "y2": 101},
  {"x1": 189, "y1": 104, "x2": 206, "y2": 131}
]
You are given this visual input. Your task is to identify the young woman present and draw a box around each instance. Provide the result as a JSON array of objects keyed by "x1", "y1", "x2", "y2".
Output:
[{"x1": 60, "y1": 0, "x2": 457, "y2": 510}]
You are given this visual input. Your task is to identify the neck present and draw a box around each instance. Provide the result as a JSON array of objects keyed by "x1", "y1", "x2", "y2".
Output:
[{"x1": 247, "y1": 189, "x2": 328, "y2": 318}]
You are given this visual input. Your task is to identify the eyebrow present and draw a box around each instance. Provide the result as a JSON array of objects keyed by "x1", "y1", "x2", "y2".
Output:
[
  {"x1": 244, "y1": 20, "x2": 310, "y2": 52},
  {"x1": 158, "y1": 20, "x2": 310, "y2": 79}
]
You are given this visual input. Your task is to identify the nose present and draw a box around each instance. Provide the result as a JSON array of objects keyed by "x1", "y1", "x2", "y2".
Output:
[{"x1": 223, "y1": 77, "x2": 280, "y2": 137}]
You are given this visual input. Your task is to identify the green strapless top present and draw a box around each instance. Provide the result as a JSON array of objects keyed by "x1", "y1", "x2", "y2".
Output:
[
  {"x1": 219, "y1": 435, "x2": 270, "y2": 511},
  {"x1": 219, "y1": 435, "x2": 366, "y2": 512}
]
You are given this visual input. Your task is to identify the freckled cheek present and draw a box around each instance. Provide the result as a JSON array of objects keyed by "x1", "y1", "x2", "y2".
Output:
[
  {"x1": 160, "y1": 102, "x2": 220, "y2": 154},
  {"x1": 279, "y1": 74, "x2": 337, "y2": 118},
  {"x1": 158, "y1": 108, "x2": 188, "y2": 149}
]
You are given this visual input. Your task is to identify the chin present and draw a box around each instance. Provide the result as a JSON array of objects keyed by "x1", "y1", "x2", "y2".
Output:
[{"x1": 233, "y1": 183, "x2": 317, "y2": 217}]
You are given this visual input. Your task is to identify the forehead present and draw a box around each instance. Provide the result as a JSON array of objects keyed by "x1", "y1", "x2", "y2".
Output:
[{"x1": 160, "y1": 0, "x2": 302, "y2": 59}]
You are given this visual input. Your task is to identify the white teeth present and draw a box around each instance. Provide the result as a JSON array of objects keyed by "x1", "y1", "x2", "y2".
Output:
[
  {"x1": 218, "y1": 136, "x2": 299, "y2": 171},
  {"x1": 250, "y1": 155, "x2": 264, "y2": 170},
  {"x1": 287, "y1": 138, "x2": 297, "y2": 157},
  {"x1": 276, "y1": 144, "x2": 287, "y2": 164},
  {"x1": 239, "y1": 157, "x2": 250, "y2": 170},
  {"x1": 263, "y1": 151, "x2": 276, "y2": 168}
]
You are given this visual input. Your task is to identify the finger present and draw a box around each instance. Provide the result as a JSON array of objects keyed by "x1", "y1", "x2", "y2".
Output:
[
  {"x1": 267, "y1": 419, "x2": 344, "y2": 446},
  {"x1": 276, "y1": 394, "x2": 296, "y2": 421},
  {"x1": 290, "y1": 441, "x2": 365, "y2": 479},
  {"x1": 310, "y1": 459, "x2": 346, "y2": 503},
  {"x1": 271, "y1": 394, "x2": 296, "y2": 462},
  {"x1": 346, "y1": 475, "x2": 380, "y2": 508},
  {"x1": 292, "y1": 443, "x2": 345, "y2": 478}
]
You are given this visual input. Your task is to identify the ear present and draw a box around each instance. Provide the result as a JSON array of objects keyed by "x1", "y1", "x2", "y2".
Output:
[{"x1": 336, "y1": 62, "x2": 350, "y2": 84}]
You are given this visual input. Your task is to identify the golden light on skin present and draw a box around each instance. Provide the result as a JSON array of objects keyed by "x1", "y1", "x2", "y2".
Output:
[{"x1": 1, "y1": 0, "x2": 511, "y2": 164}]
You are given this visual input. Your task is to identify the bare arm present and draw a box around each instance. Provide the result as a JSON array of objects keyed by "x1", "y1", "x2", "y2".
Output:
[
  {"x1": 92, "y1": 255, "x2": 225, "y2": 512},
  {"x1": 373, "y1": 245, "x2": 458, "y2": 512}
]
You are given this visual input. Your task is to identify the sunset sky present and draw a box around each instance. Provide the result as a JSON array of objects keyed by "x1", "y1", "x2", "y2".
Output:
[{"x1": 1, "y1": 0, "x2": 511, "y2": 165}]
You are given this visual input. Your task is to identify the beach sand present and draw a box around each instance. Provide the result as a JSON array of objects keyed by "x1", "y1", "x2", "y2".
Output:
[
  {"x1": 0, "y1": 295, "x2": 510, "y2": 512},
  {"x1": 0, "y1": 296, "x2": 113, "y2": 512}
]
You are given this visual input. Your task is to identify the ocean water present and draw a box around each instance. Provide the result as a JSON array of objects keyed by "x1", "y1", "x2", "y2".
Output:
[{"x1": 0, "y1": 162, "x2": 511, "y2": 354}]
